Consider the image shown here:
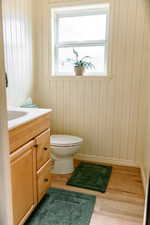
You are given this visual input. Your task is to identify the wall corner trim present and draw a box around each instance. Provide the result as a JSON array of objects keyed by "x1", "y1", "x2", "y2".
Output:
[{"x1": 140, "y1": 165, "x2": 146, "y2": 195}]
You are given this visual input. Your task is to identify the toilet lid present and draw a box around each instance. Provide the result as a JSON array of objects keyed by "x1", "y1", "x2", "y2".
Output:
[{"x1": 51, "y1": 135, "x2": 83, "y2": 147}]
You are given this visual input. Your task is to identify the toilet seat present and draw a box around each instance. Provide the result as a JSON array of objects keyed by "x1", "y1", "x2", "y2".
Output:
[{"x1": 51, "y1": 135, "x2": 83, "y2": 147}]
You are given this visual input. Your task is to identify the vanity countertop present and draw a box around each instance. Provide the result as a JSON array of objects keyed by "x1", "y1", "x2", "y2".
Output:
[{"x1": 8, "y1": 106, "x2": 52, "y2": 130}]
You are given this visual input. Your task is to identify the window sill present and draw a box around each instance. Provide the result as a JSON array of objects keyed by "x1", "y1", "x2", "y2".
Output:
[{"x1": 49, "y1": 75, "x2": 113, "y2": 80}]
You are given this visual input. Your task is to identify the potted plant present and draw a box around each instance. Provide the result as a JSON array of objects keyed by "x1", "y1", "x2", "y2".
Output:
[{"x1": 65, "y1": 49, "x2": 95, "y2": 76}]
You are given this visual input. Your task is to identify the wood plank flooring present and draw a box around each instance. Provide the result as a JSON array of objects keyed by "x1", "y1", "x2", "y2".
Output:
[{"x1": 51, "y1": 160, "x2": 145, "y2": 225}]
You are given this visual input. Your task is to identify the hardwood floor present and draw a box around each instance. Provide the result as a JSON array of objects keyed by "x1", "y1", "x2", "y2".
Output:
[{"x1": 51, "y1": 160, "x2": 145, "y2": 225}]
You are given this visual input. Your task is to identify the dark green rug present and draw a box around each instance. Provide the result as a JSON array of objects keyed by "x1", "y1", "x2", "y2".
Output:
[
  {"x1": 25, "y1": 188, "x2": 96, "y2": 225},
  {"x1": 67, "y1": 162, "x2": 112, "y2": 193}
]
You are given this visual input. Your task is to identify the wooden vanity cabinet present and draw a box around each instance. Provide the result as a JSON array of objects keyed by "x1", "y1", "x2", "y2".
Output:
[
  {"x1": 36, "y1": 129, "x2": 51, "y2": 170},
  {"x1": 10, "y1": 141, "x2": 37, "y2": 225},
  {"x1": 35, "y1": 129, "x2": 51, "y2": 202},
  {"x1": 37, "y1": 159, "x2": 51, "y2": 202},
  {"x1": 9, "y1": 113, "x2": 50, "y2": 153},
  {"x1": 9, "y1": 113, "x2": 51, "y2": 225}
]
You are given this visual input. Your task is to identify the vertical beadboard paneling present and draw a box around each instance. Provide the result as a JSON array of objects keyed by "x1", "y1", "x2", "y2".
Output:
[
  {"x1": 34, "y1": 0, "x2": 148, "y2": 166},
  {"x1": 140, "y1": 0, "x2": 150, "y2": 189},
  {"x1": 2, "y1": 0, "x2": 33, "y2": 106}
]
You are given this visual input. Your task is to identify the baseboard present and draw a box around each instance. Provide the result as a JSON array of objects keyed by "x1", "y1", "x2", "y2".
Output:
[
  {"x1": 140, "y1": 165, "x2": 147, "y2": 194},
  {"x1": 75, "y1": 153, "x2": 139, "y2": 167}
]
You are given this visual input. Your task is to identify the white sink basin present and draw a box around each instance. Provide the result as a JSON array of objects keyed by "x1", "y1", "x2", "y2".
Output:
[
  {"x1": 8, "y1": 107, "x2": 52, "y2": 130},
  {"x1": 8, "y1": 110, "x2": 28, "y2": 120}
]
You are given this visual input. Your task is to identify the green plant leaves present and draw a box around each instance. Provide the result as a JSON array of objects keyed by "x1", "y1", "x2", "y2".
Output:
[
  {"x1": 73, "y1": 48, "x2": 79, "y2": 60},
  {"x1": 64, "y1": 48, "x2": 95, "y2": 71}
]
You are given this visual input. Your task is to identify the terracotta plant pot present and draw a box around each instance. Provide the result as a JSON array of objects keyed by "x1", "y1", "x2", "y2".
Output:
[{"x1": 74, "y1": 66, "x2": 85, "y2": 76}]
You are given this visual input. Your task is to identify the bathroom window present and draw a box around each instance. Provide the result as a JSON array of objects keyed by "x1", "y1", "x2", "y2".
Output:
[{"x1": 51, "y1": 4, "x2": 109, "y2": 76}]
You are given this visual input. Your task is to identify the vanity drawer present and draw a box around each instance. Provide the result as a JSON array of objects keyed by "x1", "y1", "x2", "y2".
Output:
[
  {"x1": 35, "y1": 129, "x2": 50, "y2": 170},
  {"x1": 37, "y1": 159, "x2": 50, "y2": 202},
  {"x1": 9, "y1": 113, "x2": 51, "y2": 153}
]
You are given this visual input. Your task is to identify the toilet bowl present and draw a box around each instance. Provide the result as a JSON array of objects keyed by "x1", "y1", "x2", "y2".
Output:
[{"x1": 50, "y1": 135, "x2": 83, "y2": 174}]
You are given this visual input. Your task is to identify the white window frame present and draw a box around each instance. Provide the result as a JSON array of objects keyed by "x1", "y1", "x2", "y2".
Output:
[{"x1": 51, "y1": 4, "x2": 110, "y2": 77}]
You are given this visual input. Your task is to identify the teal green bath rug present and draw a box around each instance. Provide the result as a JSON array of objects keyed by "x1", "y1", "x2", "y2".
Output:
[
  {"x1": 25, "y1": 187, "x2": 96, "y2": 225},
  {"x1": 67, "y1": 162, "x2": 112, "y2": 193}
]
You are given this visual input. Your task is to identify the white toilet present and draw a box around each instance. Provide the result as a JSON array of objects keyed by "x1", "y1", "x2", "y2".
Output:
[{"x1": 50, "y1": 135, "x2": 83, "y2": 174}]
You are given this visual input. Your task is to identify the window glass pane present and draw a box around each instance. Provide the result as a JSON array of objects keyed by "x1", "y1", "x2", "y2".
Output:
[
  {"x1": 58, "y1": 46, "x2": 105, "y2": 74},
  {"x1": 58, "y1": 14, "x2": 107, "y2": 42}
]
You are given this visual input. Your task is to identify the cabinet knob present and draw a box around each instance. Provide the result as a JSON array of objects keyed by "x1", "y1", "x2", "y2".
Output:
[
  {"x1": 44, "y1": 147, "x2": 48, "y2": 151},
  {"x1": 44, "y1": 178, "x2": 49, "y2": 182},
  {"x1": 34, "y1": 144, "x2": 38, "y2": 148}
]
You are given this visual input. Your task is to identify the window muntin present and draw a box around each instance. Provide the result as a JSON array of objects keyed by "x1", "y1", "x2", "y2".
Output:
[{"x1": 52, "y1": 5, "x2": 109, "y2": 76}]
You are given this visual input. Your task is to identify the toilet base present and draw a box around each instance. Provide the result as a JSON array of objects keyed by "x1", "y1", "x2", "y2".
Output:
[{"x1": 52, "y1": 156, "x2": 74, "y2": 174}]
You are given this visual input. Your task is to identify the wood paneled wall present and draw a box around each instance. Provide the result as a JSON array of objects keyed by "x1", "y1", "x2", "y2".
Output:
[
  {"x1": 34, "y1": 0, "x2": 148, "y2": 167},
  {"x1": 2, "y1": 0, "x2": 33, "y2": 106}
]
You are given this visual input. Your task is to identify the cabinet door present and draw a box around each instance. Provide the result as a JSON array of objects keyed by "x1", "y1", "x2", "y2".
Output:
[
  {"x1": 36, "y1": 129, "x2": 50, "y2": 170},
  {"x1": 10, "y1": 141, "x2": 36, "y2": 225},
  {"x1": 37, "y1": 159, "x2": 50, "y2": 202}
]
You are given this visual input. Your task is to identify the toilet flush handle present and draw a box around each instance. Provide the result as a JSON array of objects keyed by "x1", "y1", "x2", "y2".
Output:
[{"x1": 44, "y1": 178, "x2": 49, "y2": 182}]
